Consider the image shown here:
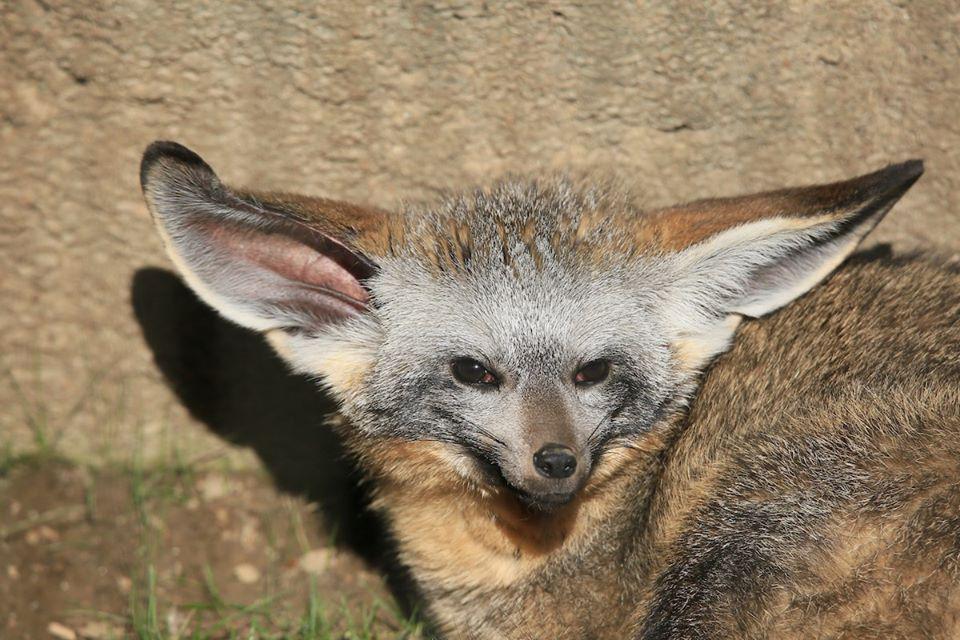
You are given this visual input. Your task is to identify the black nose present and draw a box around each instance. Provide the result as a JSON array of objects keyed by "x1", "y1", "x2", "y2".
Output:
[{"x1": 533, "y1": 444, "x2": 578, "y2": 479}]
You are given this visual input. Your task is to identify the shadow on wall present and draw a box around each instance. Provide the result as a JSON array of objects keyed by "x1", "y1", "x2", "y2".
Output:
[{"x1": 130, "y1": 267, "x2": 387, "y2": 563}]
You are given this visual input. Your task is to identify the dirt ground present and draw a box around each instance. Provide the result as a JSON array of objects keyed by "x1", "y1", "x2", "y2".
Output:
[{"x1": 0, "y1": 456, "x2": 423, "y2": 639}]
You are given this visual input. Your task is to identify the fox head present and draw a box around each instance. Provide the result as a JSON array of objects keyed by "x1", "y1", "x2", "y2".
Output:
[{"x1": 140, "y1": 141, "x2": 921, "y2": 510}]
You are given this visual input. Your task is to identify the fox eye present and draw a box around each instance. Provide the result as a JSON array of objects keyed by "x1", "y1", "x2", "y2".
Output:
[
  {"x1": 574, "y1": 359, "x2": 610, "y2": 386},
  {"x1": 451, "y1": 358, "x2": 498, "y2": 386}
]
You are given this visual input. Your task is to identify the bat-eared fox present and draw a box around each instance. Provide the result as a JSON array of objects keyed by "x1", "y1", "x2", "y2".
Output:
[{"x1": 141, "y1": 141, "x2": 960, "y2": 639}]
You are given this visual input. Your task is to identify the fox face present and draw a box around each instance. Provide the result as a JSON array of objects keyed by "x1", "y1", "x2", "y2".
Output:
[
  {"x1": 342, "y1": 201, "x2": 678, "y2": 506},
  {"x1": 140, "y1": 142, "x2": 921, "y2": 510}
]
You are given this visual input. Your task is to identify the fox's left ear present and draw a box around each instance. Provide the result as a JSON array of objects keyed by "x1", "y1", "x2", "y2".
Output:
[{"x1": 655, "y1": 160, "x2": 923, "y2": 369}]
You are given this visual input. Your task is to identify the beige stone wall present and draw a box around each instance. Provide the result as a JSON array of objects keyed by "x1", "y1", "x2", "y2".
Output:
[{"x1": 2, "y1": 1, "x2": 959, "y2": 464}]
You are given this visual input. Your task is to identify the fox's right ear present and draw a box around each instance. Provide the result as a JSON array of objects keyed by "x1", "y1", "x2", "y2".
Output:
[{"x1": 140, "y1": 141, "x2": 383, "y2": 336}]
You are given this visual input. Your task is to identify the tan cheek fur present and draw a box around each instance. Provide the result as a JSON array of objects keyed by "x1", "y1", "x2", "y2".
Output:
[
  {"x1": 346, "y1": 435, "x2": 660, "y2": 596},
  {"x1": 264, "y1": 330, "x2": 378, "y2": 406}
]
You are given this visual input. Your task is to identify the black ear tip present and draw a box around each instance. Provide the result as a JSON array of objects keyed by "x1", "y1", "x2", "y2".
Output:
[
  {"x1": 886, "y1": 158, "x2": 924, "y2": 188},
  {"x1": 863, "y1": 158, "x2": 923, "y2": 202},
  {"x1": 898, "y1": 158, "x2": 924, "y2": 181},
  {"x1": 140, "y1": 140, "x2": 214, "y2": 192}
]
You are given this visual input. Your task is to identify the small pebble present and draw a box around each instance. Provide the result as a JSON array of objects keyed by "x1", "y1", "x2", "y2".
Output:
[
  {"x1": 233, "y1": 563, "x2": 261, "y2": 584},
  {"x1": 298, "y1": 548, "x2": 336, "y2": 575},
  {"x1": 47, "y1": 621, "x2": 76, "y2": 640},
  {"x1": 77, "y1": 621, "x2": 123, "y2": 639}
]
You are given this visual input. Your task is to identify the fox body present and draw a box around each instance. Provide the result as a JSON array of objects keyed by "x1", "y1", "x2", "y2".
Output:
[{"x1": 140, "y1": 143, "x2": 960, "y2": 638}]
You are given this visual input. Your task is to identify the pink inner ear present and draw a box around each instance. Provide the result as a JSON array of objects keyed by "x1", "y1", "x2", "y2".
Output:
[
  {"x1": 248, "y1": 234, "x2": 370, "y2": 306},
  {"x1": 204, "y1": 221, "x2": 370, "y2": 310}
]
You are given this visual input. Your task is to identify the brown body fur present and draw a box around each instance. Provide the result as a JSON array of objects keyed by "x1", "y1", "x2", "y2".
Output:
[{"x1": 346, "y1": 253, "x2": 960, "y2": 639}]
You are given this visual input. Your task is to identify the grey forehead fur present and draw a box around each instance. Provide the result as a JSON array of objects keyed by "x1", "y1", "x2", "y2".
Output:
[
  {"x1": 368, "y1": 176, "x2": 666, "y2": 371},
  {"x1": 365, "y1": 175, "x2": 671, "y2": 384}
]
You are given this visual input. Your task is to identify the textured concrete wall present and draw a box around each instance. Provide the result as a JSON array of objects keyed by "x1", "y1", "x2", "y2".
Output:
[{"x1": 2, "y1": 1, "x2": 959, "y2": 466}]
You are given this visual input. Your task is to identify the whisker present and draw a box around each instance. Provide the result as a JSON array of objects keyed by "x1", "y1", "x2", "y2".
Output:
[
  {"x1": 584, "y1": 413, "x2": 611, "y2": 451},
  {"x1": 474, "y1": 426, "x2": 508, "y2": 449},
  {"x1": 419, "y1": 406, "x2": 507, "y2": 462}
]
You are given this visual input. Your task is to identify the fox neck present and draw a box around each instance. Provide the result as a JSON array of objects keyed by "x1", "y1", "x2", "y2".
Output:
[{"x1": 337, "y1": 413, "x2": 682, "y2": 602}]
